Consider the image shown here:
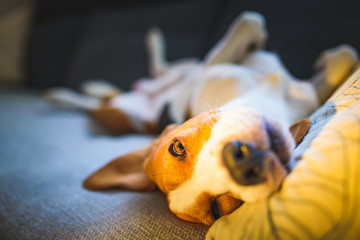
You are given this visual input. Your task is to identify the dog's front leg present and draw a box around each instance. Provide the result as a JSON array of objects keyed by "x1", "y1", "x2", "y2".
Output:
[
  {"x1": 204, "y1": 11, "x2": 267, "y2": 66},
  {"x1": 146, "y1": 27, "x2": 168, "y2": 78}
]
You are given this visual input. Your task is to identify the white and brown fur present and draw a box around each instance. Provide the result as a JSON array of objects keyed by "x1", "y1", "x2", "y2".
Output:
[{"x1": 46, "y1": 12, "x2": 358, "y2": 225}]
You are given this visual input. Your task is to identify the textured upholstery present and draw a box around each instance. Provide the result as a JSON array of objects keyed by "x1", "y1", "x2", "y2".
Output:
[
  {"x1": 3, "y1": 1, "x2": 360, "y2": 238},
  {"x1": 0, "y1": 89, "x2": 208, "y2": 239}
]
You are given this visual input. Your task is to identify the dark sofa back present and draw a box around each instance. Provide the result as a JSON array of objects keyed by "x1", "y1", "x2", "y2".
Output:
[{"x1": 26, "y1": 0, "x2": 360, "y2": 90}]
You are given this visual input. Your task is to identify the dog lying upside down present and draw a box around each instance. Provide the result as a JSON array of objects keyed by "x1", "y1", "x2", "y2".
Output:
[{"x1": 46, "y1": 12, "x2": 358, "y2": 225}]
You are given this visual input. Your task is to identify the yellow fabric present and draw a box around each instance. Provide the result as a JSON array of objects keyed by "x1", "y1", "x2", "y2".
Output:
[{"x1": 207, "y1": 68, "x2": 360, "y2": 240}]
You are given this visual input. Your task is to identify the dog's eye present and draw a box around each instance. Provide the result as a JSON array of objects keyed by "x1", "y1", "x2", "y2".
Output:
[
  {"x1": 169, "y1": 140, "x2": 186, "y2": 157},
  {"x1": 211, "y1": 199, "x2": 220, "y2": 220}
]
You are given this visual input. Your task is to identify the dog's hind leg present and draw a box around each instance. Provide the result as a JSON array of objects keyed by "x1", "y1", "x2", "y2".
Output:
[
  {"x1": 204, "y1": 11, "x2": 267, "y2": 66},
  {"x1": 146, "y1": 27, "x2": 168, "y2": 78},
  {"x1": 45, "y1": 88, "x2": 100, "y2": 111},
  {"x1": 80, "y1": 80, "x2": 121, "y2": 99},
  {"x1": 312, "y1": 44, "x2": 358, "y2": 104}
]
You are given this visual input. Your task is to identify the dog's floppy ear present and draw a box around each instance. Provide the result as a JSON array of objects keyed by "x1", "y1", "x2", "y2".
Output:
[
  {"x1": 289, "y1": 118, "x2": 311, "y2": 145},
  {"x1": 82, "y1": 144, "x2": 157, "y2": 191},
  {"x1": 83, "y1": 124, "x2": 179, "y2": 191}
]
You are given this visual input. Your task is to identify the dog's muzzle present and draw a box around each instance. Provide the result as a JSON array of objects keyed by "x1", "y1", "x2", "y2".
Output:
[{"x1": 222, "y1": 141, "x2": 268, "y2": 186}]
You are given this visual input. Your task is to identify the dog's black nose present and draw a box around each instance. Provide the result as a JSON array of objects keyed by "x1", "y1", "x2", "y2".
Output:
[{"x1": 222, "y1": 141, "x2": 267, "y2": 186}]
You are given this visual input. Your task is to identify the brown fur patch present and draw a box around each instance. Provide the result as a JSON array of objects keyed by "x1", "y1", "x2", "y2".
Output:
[
  {"x1": 144, "y1": 111, "x2": 219, "y2": 194},
  {"x1": 91, "y1": 106, "x2": 134, "y2": 134},
  {"x1": 145, "y1": 122, "x2": 158, "y2": 135},
  {"x1": 172, "y1": 192, "x2": 243, "y2": 225}
]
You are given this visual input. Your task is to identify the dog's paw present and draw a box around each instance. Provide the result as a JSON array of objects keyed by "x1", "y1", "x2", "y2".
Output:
[
  {"x1": 239, "y1": 12, "x2": 267, "y2": 52},
  {"x1": 314, "y1": 44, "x2": 358, "y2": 85},
  {"x1": 44, "y1": 87, "x2": 78, "y2": 104},
  {"x1": 146, "y1": 27, "x2": 168, "y2": 77},
  {"x1": 205, "y1": 11, "x2": 267, "y2": 66},
  {"x1": 146, "y1": 27, "x2": 165, "y2": 50},
  {"x1": 81, "y1": 80, "x2": 121, "y2": 99}
]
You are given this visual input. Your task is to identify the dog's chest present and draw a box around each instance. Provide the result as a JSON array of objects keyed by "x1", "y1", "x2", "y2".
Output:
[{"x1": 220, "y1": 81, "x2": 290, "y2": 126}]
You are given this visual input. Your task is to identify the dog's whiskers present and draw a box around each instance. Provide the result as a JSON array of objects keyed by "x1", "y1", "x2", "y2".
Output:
[
  {"x1": 200, "y1": 99, "x2": 221, "y2": 129},
  {"x1": 151, "y1": 172, "x2": 170, "y2": 177},
  {"x1": 201, "y1": 99, "x2": 213, "y2": 112}
]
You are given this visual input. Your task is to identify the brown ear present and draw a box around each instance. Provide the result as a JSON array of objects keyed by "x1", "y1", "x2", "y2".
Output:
[
  {"x1": 83, "y1": 143, "x2": 157, "y2": 191},
  {"x1": 289, "y1": 118, "x2": 311, "y2": 145},
  {"x1": 83, "y1": 123, "x2": 179, "y2": 191}
]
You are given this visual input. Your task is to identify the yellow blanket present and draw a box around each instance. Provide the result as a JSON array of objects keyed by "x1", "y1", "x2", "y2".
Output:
[{"x1": 207, "y1": 68, "x2": 360, "y2": 240}]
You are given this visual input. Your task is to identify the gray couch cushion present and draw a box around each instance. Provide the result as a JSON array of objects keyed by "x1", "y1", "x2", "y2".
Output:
[{"x1": 0, "y1": 89, "x2": 208, "y2": 239}]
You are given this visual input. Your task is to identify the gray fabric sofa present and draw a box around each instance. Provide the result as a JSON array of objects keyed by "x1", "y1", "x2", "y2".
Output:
[
  {"x1": 0, "y1": 88, "x2": 209, "y2": 239},
  {"x1": 1, "y1": 0, "x2": 360, "y2": 239}
]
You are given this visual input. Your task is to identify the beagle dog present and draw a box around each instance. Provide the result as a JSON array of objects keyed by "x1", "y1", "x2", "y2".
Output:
[{"x1": 46, "y1": 12, "x2": 358, "y2": 225}]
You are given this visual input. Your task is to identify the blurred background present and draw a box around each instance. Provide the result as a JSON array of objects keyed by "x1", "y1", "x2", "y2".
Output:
[
  {"x1": 0, "y1": 3, "x2": 359, "y2": 238},
  {"x1": 1, "y1": 0, "x2": 360, "y2": 91}
]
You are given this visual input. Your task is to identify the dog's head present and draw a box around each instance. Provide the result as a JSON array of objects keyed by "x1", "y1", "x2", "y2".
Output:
[{"x1": 83, "y1": 108, "x2": 309, "y2": 225}]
